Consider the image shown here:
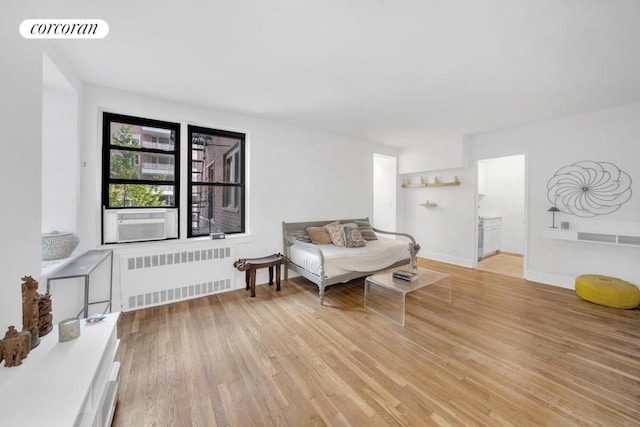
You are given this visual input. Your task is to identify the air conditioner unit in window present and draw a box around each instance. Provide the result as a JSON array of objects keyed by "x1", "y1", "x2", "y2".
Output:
[{"x1": 103, "y1": 208, "x2": 178, "y2": 243}]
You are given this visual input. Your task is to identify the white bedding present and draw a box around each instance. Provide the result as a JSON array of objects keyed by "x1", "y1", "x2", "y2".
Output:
[{"x1": 288, "y1": 237, "x2": 409, "y2": 278}]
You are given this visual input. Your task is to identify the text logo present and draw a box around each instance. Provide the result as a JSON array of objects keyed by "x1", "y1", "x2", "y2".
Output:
[{"x1": 20, "y1": 19, "x2": 109, "y2": 39}]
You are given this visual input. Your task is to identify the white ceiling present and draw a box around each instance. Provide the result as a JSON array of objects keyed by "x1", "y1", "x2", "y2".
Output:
[{"x1": 34, "y1": 0, "x2": 640, "y2": 147}]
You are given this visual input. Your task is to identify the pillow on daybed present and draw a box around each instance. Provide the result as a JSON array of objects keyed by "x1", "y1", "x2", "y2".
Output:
[
  {"x1": 343, "y1": 223, "x2": 366, "y2": 248},
  {"x1": 307, "y1": 221, "x2": 338, "y2": 244},
  {"x1": 356, "y1": 220, "x2": 378, "y2": 241},
  {"x1": 325, "y1": 222, "x2": 346, "y2": 247},
  {"x1": 289, "y1": 229, "x2": 312, "y2": 243}
]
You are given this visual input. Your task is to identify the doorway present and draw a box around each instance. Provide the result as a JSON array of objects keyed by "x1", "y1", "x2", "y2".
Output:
[
  {"x1": 476, "y1": 155, "x2": 525, "y2": 278},
  {"x1": 373, "y1": 153, "x2": 396, "y2": 231}
]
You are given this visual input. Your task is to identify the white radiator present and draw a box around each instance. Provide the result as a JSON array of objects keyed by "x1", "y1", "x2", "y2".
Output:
[{"x1": 118, "y1": 244, "x2": 236, "y2": 311}]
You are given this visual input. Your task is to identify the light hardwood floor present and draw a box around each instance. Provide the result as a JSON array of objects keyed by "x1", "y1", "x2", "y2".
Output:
[
  {"x1": 113, "y1": 258, "x2": 640, "y2": 426},
  {"x1": 477, "y1": 253, "x2": 523, "y2": 278}
]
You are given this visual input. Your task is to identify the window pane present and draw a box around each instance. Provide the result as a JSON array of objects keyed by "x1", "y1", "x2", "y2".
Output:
[
  {"x1": 110, "y1": 150, "x2": 175, "y2": 181},
  {"x1": 110, "y1": 122, "x2": 175, "y2": 151},
  {"x1": 191, "y1": 185, "x2": 242, "y2": 235},
  {"x1": 108, "y1": 184, "x2": 175, "y2": 207},
  {"x1": 139, "y1": 152, "x2": 175, "y2": 180},
  {"x1": 110, "y1": 149, "x2": 140, "y2": 179},
  {"x1": 191, "y1": 133, "x2": 242, "y2": 184}
]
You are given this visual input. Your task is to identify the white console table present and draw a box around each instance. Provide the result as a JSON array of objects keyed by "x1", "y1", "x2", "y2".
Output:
[{"x1": 0, "y1": 312, "x2": 120, "y2": 427}]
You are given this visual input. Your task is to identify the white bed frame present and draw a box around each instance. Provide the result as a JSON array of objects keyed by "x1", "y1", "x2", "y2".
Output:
[{"x1": 282, "y1": 218, "x2": 416, "y2": 304}]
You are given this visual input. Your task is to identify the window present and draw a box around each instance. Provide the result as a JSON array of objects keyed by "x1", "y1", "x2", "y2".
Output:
[
  {"x1": 223, "y1": 145, "x2": 241, "y2": 209},
  {"x1": 102, "y1": 113, "x2": 180, "y2": 241},
  {"x1": 188, "y1": 125, "x2": 245, "y2": 237}
]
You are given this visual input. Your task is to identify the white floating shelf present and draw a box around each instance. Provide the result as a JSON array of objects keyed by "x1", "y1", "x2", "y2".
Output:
[{"x1": 543, "y1": 228, "x2": 640, "y2": 247}]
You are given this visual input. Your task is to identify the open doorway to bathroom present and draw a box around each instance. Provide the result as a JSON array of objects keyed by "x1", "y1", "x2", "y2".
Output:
[{"x1": 476, "y1": 154, "x2": 525, "y2": 278}]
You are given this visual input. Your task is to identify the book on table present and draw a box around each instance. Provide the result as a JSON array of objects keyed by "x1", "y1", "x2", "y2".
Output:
[{"x1": 392, "y1": 270, "x2": 418, "y2": 282}]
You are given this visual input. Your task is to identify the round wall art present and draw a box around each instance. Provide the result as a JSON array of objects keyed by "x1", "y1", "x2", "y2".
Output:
[{"x1": 547, "y1": 161, "x2": 632, "y2": 217}]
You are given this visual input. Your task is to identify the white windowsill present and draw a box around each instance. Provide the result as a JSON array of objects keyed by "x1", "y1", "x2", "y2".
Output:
[{"x1": 101, "y1": 233, "x2": 253, "y2": 255}]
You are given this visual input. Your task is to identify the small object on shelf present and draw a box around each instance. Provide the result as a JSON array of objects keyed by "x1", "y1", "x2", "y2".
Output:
[
  {"x1": 38, "y1": 292, "x2": 53, "y2": 337},
  {"x1": 0, "y1": 326, "x2": 31, "y2": 367},
  {"x1": 420, "y1": 201, "x2": 437, "y2": 207},
  {"x1": 210, "y1": 232, "x2": 225, "y2": 240},
  {"x1": 401, "y1": 177, "x2": 461, "y2": 188},
  {"x1": 561, "y1": 221, "x2": 570, "y2": 230},
  {"x1": 393, "y1": 270, "x2": 419, "y2": 282},
  {"x1": 21, "y1": 275, "x2": 40, "y2": 349},
  {"x1": 58, "y1": 318, "x2": 81, "y2": 342},
  {"x1": 41, "y1": 231, "x2": 80, "y2": 260},
  {"x1": 547, "y1": 206, "x2": 560, "y2": 228},
  {"x1": 86, "y1": 314, "x2": 107, "y2": 324}
]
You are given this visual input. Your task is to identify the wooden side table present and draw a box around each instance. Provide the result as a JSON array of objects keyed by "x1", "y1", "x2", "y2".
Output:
[{"x1": 234, "y1": 253, "x2": 286, "y2": 297}]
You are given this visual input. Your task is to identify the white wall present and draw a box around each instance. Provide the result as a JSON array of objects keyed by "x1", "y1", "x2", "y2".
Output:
[
  {"x1": 399, "y1": 168, "x2": 476, "y2": 266},
  {"x1": 398, "y1": 136, "x2": 465, "y2": 174},
  {"x1": 80, "y1": 85, "x2": 397, "y2": 311},
  {"x1": 0, "y1": 5, "x2": 43, "y2": 328},
  {"x1": 472, "y1": 105, "x2": 640, "y2": 287},
  {"x1": 478, "y1": 155, "x2": 525, "y2": 254},
  {"x1": 399, "y1": 103, "x2": 640, "y2": 289},
  {"x1": 42, "y1": 76, "x2": 78, "y2": 234}
]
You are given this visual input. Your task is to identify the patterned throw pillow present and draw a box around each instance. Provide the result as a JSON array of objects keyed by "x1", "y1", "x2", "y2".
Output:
[
  {"x1": 343, "y1": 223, "x2": 366, "y2": 248},
  {"x1": 306, "y1": 225, "x2": 333, "y2": 244},
  {"x1": 289, "y1": 230, "x2": 312, "y2": 243},
  {"x1": 325, "y1": 222, "x2": 345, "y2": 247},
  {"x1": 355, "y1": 220, "x2": 378, "y2": 240}
]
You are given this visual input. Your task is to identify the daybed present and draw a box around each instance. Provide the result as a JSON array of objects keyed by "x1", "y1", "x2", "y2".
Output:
[{"x1": 282, "y1": 218, "x2": 416, "y2": 304}]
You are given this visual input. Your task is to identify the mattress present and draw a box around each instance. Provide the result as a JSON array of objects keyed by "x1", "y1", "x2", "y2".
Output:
[{"x1": 288, "y1": 237, "x2": 410, "y2": 278}]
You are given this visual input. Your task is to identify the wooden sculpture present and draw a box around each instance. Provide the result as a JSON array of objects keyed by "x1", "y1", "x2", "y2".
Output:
[
  {"x1": 38, "y1": 293, "x2": 53, "y2": 337},
  {"x1": 0, "y1": 326, "x2": 31, "y2": 367},
  {"x1": 21, "y1": 275, "x2": 41, "y2": 349}
]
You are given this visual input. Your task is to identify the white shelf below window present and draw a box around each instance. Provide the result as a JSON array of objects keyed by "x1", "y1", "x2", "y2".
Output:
[
  {"x1": 0, "y1": 313, "x2": 120, "y2": 427},
  {"x1": 543, "y1": 228, "x2": 640, "y2": 247}
]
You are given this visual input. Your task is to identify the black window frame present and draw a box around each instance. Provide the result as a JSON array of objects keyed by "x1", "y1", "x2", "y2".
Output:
[
  {"x1": 101, "y1": 112, "x2": 181, "y2": 233},
  {"x1": 187, "y1": 125, "x2": 246, "y2": 238}
]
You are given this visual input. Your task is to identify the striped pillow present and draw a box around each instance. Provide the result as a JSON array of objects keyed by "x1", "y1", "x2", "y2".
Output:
[
  {"x1": 289, "y1": 230, "x2": 312, "y2": 243},
  {"x1": 356, "y1": 220, "x2": 378, "y2": 241}
]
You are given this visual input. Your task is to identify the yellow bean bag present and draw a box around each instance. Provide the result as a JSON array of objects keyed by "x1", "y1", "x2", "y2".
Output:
[{"x1": 575, "y1": 274, "x2": 640, "y2": 309}]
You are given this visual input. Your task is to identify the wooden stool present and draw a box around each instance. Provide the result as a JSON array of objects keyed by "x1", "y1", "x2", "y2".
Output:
[{"x1": 233, "y1": 253, "x2": 286, "y2": 298}]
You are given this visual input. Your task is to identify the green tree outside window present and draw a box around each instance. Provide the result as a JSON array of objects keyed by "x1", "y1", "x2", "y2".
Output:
[{"x1": 109, "y1": 125, "x2": 166, "y2": 207}]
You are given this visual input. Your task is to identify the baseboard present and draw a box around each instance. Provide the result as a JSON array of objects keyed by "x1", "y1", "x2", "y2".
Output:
[
  {"x1": 419, "y1": 252, "x2": 473, "y2": 268},
  {"x1": 525, "y1": 269, "x2": 574, "y2": 289},
  {"x1": 497, "y1": 250, "x2": 523, "y2": 258}
]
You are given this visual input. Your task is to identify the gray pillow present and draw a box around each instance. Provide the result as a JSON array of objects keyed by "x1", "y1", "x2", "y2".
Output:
[
  {"x1": 343, "y1": 223, "x2": 366, "y2": 248},
  {"x1": 356, "y1": 221, "x2": 378, "y2": 241},
  {"x1": 289, "y1": 229, "x2": 312, "y2": 243}
]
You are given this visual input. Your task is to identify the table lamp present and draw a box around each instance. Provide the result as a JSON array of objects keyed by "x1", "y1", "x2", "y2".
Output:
[{"x1": 547, "y1": 206, "x2": 560, "y2": 228}]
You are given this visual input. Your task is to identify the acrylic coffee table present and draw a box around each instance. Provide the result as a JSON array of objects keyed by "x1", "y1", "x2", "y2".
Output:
[{"x1": 364, "y1": 267, "x2": 451, "y2": 326}]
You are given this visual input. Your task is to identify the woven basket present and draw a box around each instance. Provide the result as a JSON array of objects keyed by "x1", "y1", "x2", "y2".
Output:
[{"x1": 41, "y1": 231, "x2": 80, "y2": 260}]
